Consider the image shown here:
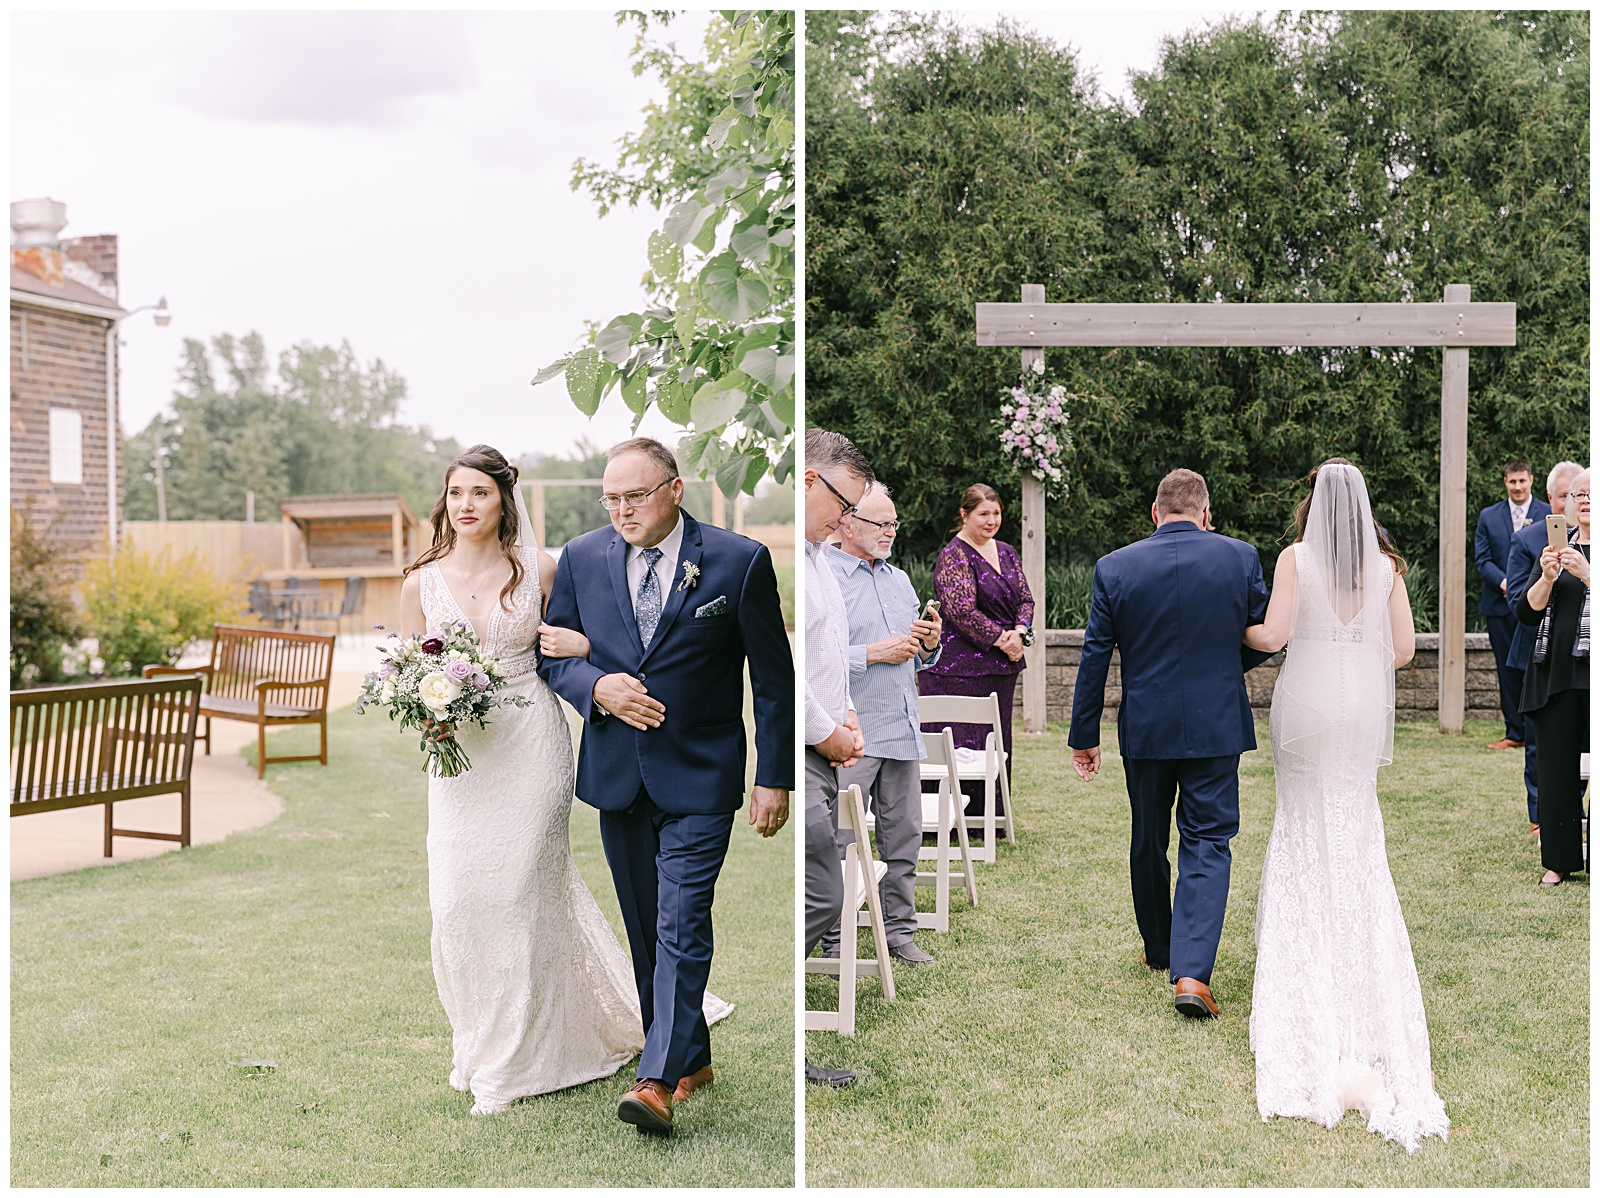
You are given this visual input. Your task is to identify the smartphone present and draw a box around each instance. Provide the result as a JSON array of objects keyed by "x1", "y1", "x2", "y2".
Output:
[
  {"x1": 1547, "y1": 513, "x2": 1569, "y2": 553},
  {"x1": 922, "y1": 599, "x2": 941, "y2": 619}
]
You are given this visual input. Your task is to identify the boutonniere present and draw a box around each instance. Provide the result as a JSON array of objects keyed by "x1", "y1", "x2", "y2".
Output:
[{"x1": 677, "y1": 560, "x2": 700, "y2": 592}]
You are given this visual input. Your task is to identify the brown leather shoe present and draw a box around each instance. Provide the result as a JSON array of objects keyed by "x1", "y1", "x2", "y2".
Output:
[
  {"x1": 1530, "y1": 822, "x2": 1541, "y2": 837},
  {"x1": 1142, "y1": 951, "x2": 1169, "y2": 976},
  {"x1": 1174, "y1": 977, "x2": 1219, "y2": 1019},
  {"x1": 617, "y1": 1079, "x2": 673, "y2": 1133},
  {"x1": 1486, "y1": 738, "x2": 1524, "y2": 750},
  {"x1": 673, "y1": 1065, "x2": 713, "y2": 1103}
]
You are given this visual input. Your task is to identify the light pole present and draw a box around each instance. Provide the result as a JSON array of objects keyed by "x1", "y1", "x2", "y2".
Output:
[{"x1": 112, "y1": 297, "x2": 172, "y2": 544}]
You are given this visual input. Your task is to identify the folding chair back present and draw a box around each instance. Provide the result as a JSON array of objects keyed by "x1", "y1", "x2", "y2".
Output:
[
  {"x1": 804, "y1": 784, "x2": 895, "y2": 1036},
  {"x1": 918, "y1": 691, "x2": 1015, "y2": 860},
  {"x1": 914, "y1": 727, "x2": 978, "y2": 933}
]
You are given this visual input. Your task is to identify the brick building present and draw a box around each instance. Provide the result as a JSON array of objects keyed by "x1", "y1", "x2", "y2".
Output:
[{"x1": 10, "y1": 197, "x2": 125, "y2": 563}]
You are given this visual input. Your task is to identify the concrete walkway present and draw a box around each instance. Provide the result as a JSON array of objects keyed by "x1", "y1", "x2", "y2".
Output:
[{"x1": 10, "y1": 668, "x2": 368, "y2": 883}]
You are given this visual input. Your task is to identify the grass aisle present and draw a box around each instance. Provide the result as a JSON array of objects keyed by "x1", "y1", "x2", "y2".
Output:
[
  {"x1": 12, "y1": 706, "x2": 794, "y2": 1187},
  {"x1": 804, "y1": 719, "x2": 1588, "y2": 1187}
]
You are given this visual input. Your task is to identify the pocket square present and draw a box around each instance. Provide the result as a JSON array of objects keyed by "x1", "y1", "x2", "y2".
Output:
[{"x1": 695, "y1": 595, "x2": 729, "y2": 618}]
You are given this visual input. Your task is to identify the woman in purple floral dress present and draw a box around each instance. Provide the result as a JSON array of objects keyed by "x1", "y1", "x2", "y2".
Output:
[{"x1": 918, "y1": 484, "x2": 1034, "y2": 826}]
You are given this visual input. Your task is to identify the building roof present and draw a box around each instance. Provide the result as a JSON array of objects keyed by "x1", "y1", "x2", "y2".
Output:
[
  {"x1": 278, "y1": 494, "x2": 421, "y2": 525},
  {"x1": 10, "y1": 264, "x2": 125, "y2": 315}
]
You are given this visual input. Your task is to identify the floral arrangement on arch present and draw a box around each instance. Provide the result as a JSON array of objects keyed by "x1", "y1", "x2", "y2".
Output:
[{"x1": 994, "y1": 358, "x2": 1074, "y2": 498}]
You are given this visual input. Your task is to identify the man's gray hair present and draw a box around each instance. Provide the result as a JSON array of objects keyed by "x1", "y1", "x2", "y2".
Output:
[
  {"x1": 1154, "y1": 468, "x2": 1209, "y2": 517},
  {"x1": 861, "y1": 480, "x2": 893, "y2": 500},
  {"x1": 1547, "y1": 459, "x2": 1583, "y2": 497},
  {"x1": 607, "y1": 436, "x2": 679, "y2": 480},
  {"x1": 1564, "y1": 467, "x2": 1590, "y2": 523},
  {"x1": 805, "y1": 428, "x2": 875, "y2": 485}
]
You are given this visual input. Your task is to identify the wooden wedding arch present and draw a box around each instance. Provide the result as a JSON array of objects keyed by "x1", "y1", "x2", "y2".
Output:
[{"x1": 975, "y1": 284, "x2": 1517, "y2": 736}]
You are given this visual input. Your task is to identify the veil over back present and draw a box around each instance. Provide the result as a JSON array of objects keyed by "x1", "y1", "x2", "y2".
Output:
[{"x1": 1272, "y1": 463, "x2": 1396, "y2": 777}]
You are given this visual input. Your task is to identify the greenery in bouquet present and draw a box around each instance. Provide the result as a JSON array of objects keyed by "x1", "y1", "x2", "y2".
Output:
[
  {"x1": 355, "y1": 622, "x2": 530, "y2": 777},
  {"x1": 995, "y1": 360, "x2": 1074, "y2": 499}
]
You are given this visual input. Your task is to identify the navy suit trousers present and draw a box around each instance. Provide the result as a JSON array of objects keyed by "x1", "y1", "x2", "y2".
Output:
[
  {"x1": 1123, "y1": 755, "x2": 1240, "y2": 986},
  {"x1": 599, "y1": 790, "x2": 734, "y2": 1088},
  {"x1": 1484, "y1": 611, "x2": 1528, "y2": 743}
]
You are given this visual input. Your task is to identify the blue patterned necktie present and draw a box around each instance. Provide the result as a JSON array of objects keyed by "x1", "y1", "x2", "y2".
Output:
[{"x1": 636, "y1": 547, "x2": 664, "y2": 649}]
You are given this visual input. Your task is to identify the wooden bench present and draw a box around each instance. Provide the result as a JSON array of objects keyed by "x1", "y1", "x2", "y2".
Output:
[
  {"x1": 144, "y1": 625, "x2": 335, "y2": 779},
  {"x1": 11, "y1": 674, "x2": 204, "y2": 856}
]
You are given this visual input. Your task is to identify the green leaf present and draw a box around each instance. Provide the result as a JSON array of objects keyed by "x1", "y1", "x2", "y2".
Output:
[
  {"x1": 730, "y1": 224, "x2": 771, "y2": 265},
  {"x1": 768, "y1": 380, "x2": 795, "y2": 428},
  {"x1": 530, "y1": 357, "x2": 570, "y2": 387},
  {"x1": 595, "y1": 322, "x2": 636, "y2": 365},
  {"x1": 663, "y1": 200, "x2": 714, "y2": 248},
  {"x1": 691, "y1": 210, "x2": 722, "y2": 254},
  {"x1": 647, "y1": 230, "x2": 682, "y2": 280},
  {"x1": 690, "y1": 377, "x2": 749, "y2": 430},
  {"x1": 673, "y1": 299, "x2": 697, "y2": 348},
  {"x1": 706, "y1": 109, "x2": 739, "y2": 152},
  {"x1": 737, "y1": 343, "x2": 795, "y2": 393},
  {"x1": 621, "y1": 366, "x2": 649, "y2": 414},
  {"x1": 658, "y1": 368, "x2": 694, "y2": 425},
  {"x1": 704, "y1": 165, "x2": 750, "y2": 203},
  {"x1": 564, "y1": 349, "x2": 603, "y2": 417},
  {"x1": 700, "y1": 256, "x2": 771, "y2": 323}
]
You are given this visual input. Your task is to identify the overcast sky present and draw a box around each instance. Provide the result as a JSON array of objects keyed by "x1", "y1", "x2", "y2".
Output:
[{"x1": 12, "y1": 8, "x2": 1247, "y2": 461}]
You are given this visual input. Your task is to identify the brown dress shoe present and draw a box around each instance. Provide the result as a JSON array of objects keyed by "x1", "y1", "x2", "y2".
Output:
[
  {"x1": 617, "y1": 1079, "x2": 673, "y2": 1133},
  {"x1": 1486, "y1": 738, "x2": 1523, "y2": 750},
  {"x1": 1174, "y1": 977, "x2": 1220, "y2": 1019},
  {"x1": 673, "y1": 1064, "x2": 713, "y2": 1103}
]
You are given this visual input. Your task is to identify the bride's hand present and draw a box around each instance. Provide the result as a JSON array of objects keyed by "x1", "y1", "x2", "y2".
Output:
[
  {"x1": 538, "y1": 622, "x2": 591, "y2": 659},
  {"x1": 422, "y1": 717, "x2": 455, "y2": 743}
]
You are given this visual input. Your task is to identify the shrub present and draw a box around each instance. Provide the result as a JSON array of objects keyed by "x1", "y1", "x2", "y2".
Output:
[
  {"x1": 82, "y1": 541, "x2": 246, "y2": 676},
  {"x1": 10, "y1": 510, "x2": 85, "y2": 688}
]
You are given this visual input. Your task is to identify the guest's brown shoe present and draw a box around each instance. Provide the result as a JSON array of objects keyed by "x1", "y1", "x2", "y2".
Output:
[
  {"x1": 1174, "y1": 977, "x2": 1220, "y2": 1019},
  {"x1": 1486, "y1": 738, "x2": 1523, "y2": 750},
  {"x1": 617, "y1": 1079, "x2": 674, "y2": 1133},
  {"x1": 673, "y1": 1065, "x2": 714, "y2": 1103}
]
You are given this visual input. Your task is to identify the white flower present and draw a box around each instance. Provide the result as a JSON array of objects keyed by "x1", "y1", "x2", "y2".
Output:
[
  {"x1": 419, "y1": 671, "x2": 462, "y2": 715},
  {"x1": 1030, "y1": 357, "x2": 1045, "y2": 375},
  {"x1": 380, "y1": 680, "x2": 397, "y2": 705},
  {"x1": 1049, "y1": 384, "x2": 1066, "y2": 399}
]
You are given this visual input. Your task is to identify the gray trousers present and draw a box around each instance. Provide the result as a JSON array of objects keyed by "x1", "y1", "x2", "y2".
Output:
[
  {"x1": 804, "y1": 748, "x2": 843, "y2": 958},
  {"x1": 835, "y1": 756, "x2": 921, "y2": 948}
]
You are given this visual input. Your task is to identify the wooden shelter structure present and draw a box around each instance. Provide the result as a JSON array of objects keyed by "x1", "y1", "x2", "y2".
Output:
[
  {"x1": 262, "y1": 494, "x2": 423, "y2": 634},
  {"x1": 976, "y1": 284, "x2": 1516, "y2": 737}
]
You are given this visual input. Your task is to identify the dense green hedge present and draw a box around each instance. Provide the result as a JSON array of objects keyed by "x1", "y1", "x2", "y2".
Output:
[{"x1": 807, "y1": 11, "x2": 1589, "y2": 607}]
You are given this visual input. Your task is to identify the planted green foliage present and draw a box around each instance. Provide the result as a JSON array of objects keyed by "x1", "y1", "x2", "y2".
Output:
[{"x1": 537, "y1": 11, "x2": 796, "y2": 497}]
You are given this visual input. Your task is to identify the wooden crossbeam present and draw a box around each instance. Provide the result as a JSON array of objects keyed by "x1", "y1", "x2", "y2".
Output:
[{"x1": 976, "y1": 301, "x2": 1516, "y2": 348}]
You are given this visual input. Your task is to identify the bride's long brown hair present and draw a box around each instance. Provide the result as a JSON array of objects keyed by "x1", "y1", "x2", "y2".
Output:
[
  {"x1": 404, "y1": 444, "x2": 525, "y2": 610},
  {"x1": 1292, "y1": 457, "x2": 1408, "y2": 577}
]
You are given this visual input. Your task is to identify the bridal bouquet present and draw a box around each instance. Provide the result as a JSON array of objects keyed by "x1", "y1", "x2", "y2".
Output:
[
  {"x1": 995, "y1": 358, "x2": 1074, "y2": 499},
  {"x1": 355, "y1": 622, "x2": 529, "y2": 777}
]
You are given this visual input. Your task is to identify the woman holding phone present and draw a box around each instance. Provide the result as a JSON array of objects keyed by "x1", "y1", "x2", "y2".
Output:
[
  {"x1": 918, "y1": 483, "x2": 1034, "y2": 829},
  {"x1": 1516, "y1": 467, "x2": 1591, "y2": 886}
]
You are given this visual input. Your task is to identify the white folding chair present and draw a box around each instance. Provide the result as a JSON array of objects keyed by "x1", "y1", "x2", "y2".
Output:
[
  {"x1": 913, "y1": 727, "x2": 978, "y2": 932},
  {"x1": 1580, "y1": 752, "x2": 1590, "y2": 867},
  {"x1": 804, "y1": 784, "x2": 895, "y2": 1036},
  {"x1": 917, "y1": 692, "x2": 1015, "y2": 863}
]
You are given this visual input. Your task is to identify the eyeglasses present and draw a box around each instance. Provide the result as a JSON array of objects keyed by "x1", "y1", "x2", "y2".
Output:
[
  {"x1": 816, "y1": 473, "x2": 858, "y2": 519},
  {"x1": 849, "y1": 514, "x2": 900, "y2": 533},
  {"x1": 1572, "y1": 491, "x2": 1591, "y2": 502},
  {"x1": 599, "y1": 477, "x2": 674, "y2": 511}
]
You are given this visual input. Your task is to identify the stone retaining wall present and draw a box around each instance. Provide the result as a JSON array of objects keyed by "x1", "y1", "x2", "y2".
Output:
[{"x1": 1044, "y1": 630, "x2": 1500, "y2": 725}]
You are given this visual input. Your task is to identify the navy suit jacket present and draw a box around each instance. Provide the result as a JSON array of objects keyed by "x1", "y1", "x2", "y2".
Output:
[
  {"x1": 1476, "y1": 498, "x2": 1550, "y2": 618},
  {"x1": 1504, "y1": 518, "x2": 1552, "y2": 670},
  {"x1": 538, "y1": 511, "x2": 794, "y2": 814},
  {"x1": 1068, "y1": 521, "x2": 1271, "y2": 760}
]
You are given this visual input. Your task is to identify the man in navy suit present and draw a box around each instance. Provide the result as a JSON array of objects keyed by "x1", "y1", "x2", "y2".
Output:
[
  {"x1": 539, "y1": 437, "x2": 793, "y2": 1134},
  {"x1": 1503, "y1": 460, "x2": 1582, "y2": 833},
  {"x1": 1068, "y1": 469, "x2": 1271, "y2": 1020},
  {"x1": 1475, "y1": 457, "x2": 1550, "y2": 751}
]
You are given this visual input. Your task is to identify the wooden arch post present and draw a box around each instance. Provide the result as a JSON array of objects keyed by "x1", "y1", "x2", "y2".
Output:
[{"x1": 976, "y1": 287, "x2": 1515, "y2": 735}]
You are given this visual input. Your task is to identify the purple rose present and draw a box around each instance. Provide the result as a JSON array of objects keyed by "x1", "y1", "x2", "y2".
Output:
[
  {"x1": 420, "y1": 635, "x2": 445, "y2": 655},
  {"x1": 444, "y1": 659, "x2": 474, "y2": 684},
  {"x1": 472, "y1": 670, "x2": 490, "y2": 690}
]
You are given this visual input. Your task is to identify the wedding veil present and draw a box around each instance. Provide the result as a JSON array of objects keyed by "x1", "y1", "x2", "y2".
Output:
[
  {"x1": 512, "y1": 481, "x2": 540, "y2": 553},
  {"x1": 1271, "y1": 462, "x2": 1396, "y2": 777}
]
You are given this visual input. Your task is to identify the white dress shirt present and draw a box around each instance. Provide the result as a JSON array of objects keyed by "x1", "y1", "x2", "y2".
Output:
[
  {"x1": 1509, "y1": 498, "x2": 1531, "y2": 532},
  {"x1": 625, "y1": 511, "x2": 685, "y2": 617},
  {"x1": 804, "y1": 537, "x2": 854, "y2": 745}
]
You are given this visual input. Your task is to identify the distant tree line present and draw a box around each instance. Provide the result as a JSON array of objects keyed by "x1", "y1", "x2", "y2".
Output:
[
  {"x1": 807, "y1": 10, "x2": 1589, "y2": 614},
  {"x1": 122, "y1": 333, "x2": 463, "y2": 526}
]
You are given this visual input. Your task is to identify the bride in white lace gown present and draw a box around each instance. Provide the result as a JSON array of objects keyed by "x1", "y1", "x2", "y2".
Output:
[
  {"x1": 398, "y1": 446, "x2": 727, "y2": 1115},
  {"x1": 1243, "y1": 459, "x2": 1448, "y2": 1153}
]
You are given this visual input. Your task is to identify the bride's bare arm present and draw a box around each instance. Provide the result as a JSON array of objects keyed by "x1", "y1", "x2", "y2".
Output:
[
  {"x1": 398, "y1": 570, "x2": 426, "y2": 639},
  {"x1": 537, "y1": 550, "x2": 558, "y2": 617},
  {"x1": 534, "y1": 550, "x2": 591, "y2": 658},
  {"x1": 1244, "y1": 546, "x2": 1296, "y2": 652},
  {"x1": 1389, "y1": 571, "x2": 1416, "y2": 668}
]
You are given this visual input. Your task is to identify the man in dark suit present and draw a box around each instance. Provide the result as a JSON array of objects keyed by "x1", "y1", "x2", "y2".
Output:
[
  {"x1": 539, "y1": 437, "x2": 793, "y2": 1134},
  {"x1": 1068, "y1": 468, "x2": 1271, "y2": 1021},
  {"x1": 1503, "y1": 460, "x2": 1583, "y2": 834},
  {"x1": 1475, "y1": 457, "x2": 1550, "y2": 751}
]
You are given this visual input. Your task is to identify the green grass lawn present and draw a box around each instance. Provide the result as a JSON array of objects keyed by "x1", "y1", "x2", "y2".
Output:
[
  {"x1": 12, "y1": 704, "x2": 795, "y2": 1187},
  {"x1": 805, "y1": 719, "x2": 1588, "y2": 1187}
]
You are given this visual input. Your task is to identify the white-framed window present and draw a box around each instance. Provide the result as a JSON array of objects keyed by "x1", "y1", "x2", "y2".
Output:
[{"x1": 49, "y1": 407, "x2": 84, "y2": 485}]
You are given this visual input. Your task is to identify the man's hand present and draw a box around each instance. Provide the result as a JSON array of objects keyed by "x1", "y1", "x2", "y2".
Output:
[
  {"x1": 1072, "y1": 746, "x2": 1101, "y2": 781},
  {"x1": 814, "y1": 723, "x2": 858, "y2": 765},
  {"x1": 749, "y1": 786, "x2": 789, "y2": 837},
  {"x1": 592, "y1": 673, "x2": 665, "y2": 730},
  {"x1": 1501, "y1": 578, "x2": 1508, "y2": 596},
  {"x1": 910, "y1": 611, "x2": 942, "y2": 652},
  {"x1": 843, "y1": 709, "x2": 865, "y2": 757},
  {"x1": 866, "y1": 635, "x2": 918, "y2": 665}
]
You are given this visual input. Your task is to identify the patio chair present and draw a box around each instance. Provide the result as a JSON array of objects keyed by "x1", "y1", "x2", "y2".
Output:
[
  {"x1": 913, "y1": 726, "x2": 978, "y2": 933},
  {"x1": 918, "y1": 691, "x2": 1015, "y2": 863},
  {"x1": 804, "y1": 783, "x2": 895, "y2": 1036}
]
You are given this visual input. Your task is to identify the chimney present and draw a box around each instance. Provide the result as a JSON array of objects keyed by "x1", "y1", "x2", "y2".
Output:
[
  {"x1": 11, "y1": 197, "x2": 67, "y2": 247},
  {"x1": 63, "y1": 234, "x2": 118, "y2": 300}
]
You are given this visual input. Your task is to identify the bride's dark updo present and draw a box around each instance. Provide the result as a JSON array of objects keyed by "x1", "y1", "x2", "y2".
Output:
[
  {"x1": 1292, "y1": 457, "x2": 1408, "y2": 578},
  {"x1": 405, "y1": 444, "x2": 525, "y2": 611}
]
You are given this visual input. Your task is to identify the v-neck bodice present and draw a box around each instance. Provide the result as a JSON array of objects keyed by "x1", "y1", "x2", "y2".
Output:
[{"x1": 420, "y1": 545, "x2": 544, "y2": 679}]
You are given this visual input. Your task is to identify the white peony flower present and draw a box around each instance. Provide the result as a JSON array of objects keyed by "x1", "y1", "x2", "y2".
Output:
[
  {"x1": 380, "y1": 680, "x2": 397, "y2": 705},
  {"x1": 419, "y1": 671, "x2": 462, "y2": 715},
  {"x1": 1030, "y1": 357, "x2": 1045, "y2": 375}
]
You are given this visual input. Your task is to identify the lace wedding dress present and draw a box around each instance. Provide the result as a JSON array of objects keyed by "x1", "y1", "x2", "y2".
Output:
[
  {"x1": 1250, "y1": 466, "x2": 1449, "y2": 1154},
  {"x1": 421, "y1": 544, "x2": 728, "y2": 1114}
]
